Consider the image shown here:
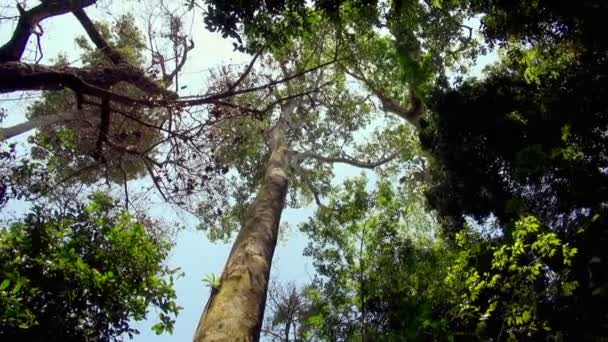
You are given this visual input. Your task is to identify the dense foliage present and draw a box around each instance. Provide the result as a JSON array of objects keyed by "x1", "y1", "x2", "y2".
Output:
[
  {"x1": 0, "y1": 194, "x2": 180, "y2": 341},
  {"x1": 298, "y1": 177, "x2": 458, "y2": 340},
  {"x1": 418, "y1": 0, "x2": 608, "y2": 339}
]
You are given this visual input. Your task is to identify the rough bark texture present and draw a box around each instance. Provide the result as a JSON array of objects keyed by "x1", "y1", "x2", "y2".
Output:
[
  {"x1": 194, "y1": 122, "x2": 289, "y2": 342},
  {"x1": 0, "y1": 110, "x2": 82, "y2": 141}
]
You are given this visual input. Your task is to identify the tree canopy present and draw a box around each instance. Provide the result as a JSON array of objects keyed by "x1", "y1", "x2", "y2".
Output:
[{"x1": 0, "y1": 194, "x2": 179, "y2": 341}]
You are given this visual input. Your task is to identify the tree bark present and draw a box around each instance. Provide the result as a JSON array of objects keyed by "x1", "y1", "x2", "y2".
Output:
[
  {"x1": 194, "y1": 117, "x2": 290, "y2": 341},
  {"x1": 0, "y1": 110, "x2": 81, "y2": 141}
]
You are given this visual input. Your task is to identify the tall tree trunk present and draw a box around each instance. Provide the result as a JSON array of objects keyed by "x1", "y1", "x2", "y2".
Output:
[
  {"x1": 0, "y1": 110, "x2": 81, "y2": 141},
  {"x1": 194, "y1": 117, "x2": 290, "y2": 341},
  {"x1": 285, "y1": 320, "x2": 291, "y2": 342}
]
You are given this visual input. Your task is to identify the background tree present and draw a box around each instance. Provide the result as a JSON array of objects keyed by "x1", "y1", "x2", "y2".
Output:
[
  {"x1": 0, "y1": 193, "x2": 180, "y2": 341},
  {"x1": 298, "y1": 176, "x2": 462, "y2": 341},
  {"x1": 262, "y1": 281, "x2": 317, "y2": 342}
]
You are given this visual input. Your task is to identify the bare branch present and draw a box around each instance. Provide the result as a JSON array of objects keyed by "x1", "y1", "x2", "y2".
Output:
[
  {"x1": 228, "y1": 49, "x2": 263, "y2": 92},
  {"x1": 261, "y1": 79, "x2": 334, "y2": 115},
  {"x1": 58, "y1": 161, "x2": 104, "y2": 185},
  {"x1": 293, "y1": 150, "x2": 400, "y2": 169},
  {"x1": 144, "y1": 159, "x2": 169, "y2": 202},
  {"x1": 178, "y1": 57, "x2": 340, "y2": 107},
  {"x1": 164, "y1": 38, "x2": 194, "y2": 85}
]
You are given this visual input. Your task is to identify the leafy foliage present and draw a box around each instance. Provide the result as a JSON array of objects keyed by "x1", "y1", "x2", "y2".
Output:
[
  {"x1": 298, "y1": 177, "x2": 459, "y2": 340},
  {"x1": 195, "y1": 27, "x2": 420, "y2": 241},
  {"x1": 420, "y1": 0, "x2": 608, "y2": 338},
  {"x1": 0, "y1": 194, "x2": 180, "y2": 341},
  {"x1": 195, "y1": 0, "x2": 381, "y2": 50},
  {"x1": 447, "y1": 216, "x2": 580, "y2": 339}
]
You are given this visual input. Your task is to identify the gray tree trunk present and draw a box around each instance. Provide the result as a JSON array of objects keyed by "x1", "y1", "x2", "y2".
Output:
[
  {"x1": 0, "y1": 110, "x2": 81, "y2": 141},
  {"x1": 194, "y1": 102, "x2": 295, "y2": 342}
]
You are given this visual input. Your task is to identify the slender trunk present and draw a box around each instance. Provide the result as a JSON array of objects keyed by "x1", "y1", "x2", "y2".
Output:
[
  {"x1": 194, "y1": 121, "x2": 290, "y2": 341},
  {"x1": 0, "y1": 110, "x2": 81, "y2": 141},
  {"x1": 285, "y1": 319, "x2": 291, "y2": 342},
  {"x1": 360, "y1": 229, "x2": 365, "y2": 342}
]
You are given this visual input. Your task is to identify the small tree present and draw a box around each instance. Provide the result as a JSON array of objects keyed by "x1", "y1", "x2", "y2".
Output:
[
  {"x1": 0, "y1": 193, "x2": 180, "y2": 341},
  {"x1": 299, "y1": 177, "x2": 456, "y2": 341},
  {"x1": 262, "y1": 281, "x2": 316, "y2": 342}
]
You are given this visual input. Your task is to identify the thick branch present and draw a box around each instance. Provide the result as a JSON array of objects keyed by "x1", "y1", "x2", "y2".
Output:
[
  {"x1": 343, "y1": 67, "x2": 424, "y2": 126},
  {"x1": 376, "y1": 88, "x2": 424, "y2": 126},
  {"x1": 0, "y1": 62, "x2": 157, "y2": 106},
  {"x1": 71, "y1": 6, "x2": 125, "y2": 65},
  {"x1": 0, "y1": 0, "x2": 97, "y2": 63}
]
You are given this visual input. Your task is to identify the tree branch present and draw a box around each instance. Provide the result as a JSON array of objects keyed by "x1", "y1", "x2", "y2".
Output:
[
  {"x1": 164, "y1": 39, "x2": 194, "y2": 86},
  {"x1": 0, "y1": 62, "x2": 159, "y2": 106},
  {"x1": 228, "y1": 48, "x2": 263, "y2": 92},
  {"x1": 178, "y1": 57, "x2": 340, "y2": 107},
  {"x1": 71, "y1": 6, "x2": 175, "y2": 97},
  {"x1": 290, "y1": 157, "x2": 324, "y2": 207},
  {"x1": 0, "y1": 0, "x2": 97, "y2": 63},
  {"x1": 293, "y1": 150, "x2": 399, "y2": 169},
  {"x1": 144, "y1": 159, "x2": 168, "y2": 202},
  {"x1": 342, "y1": 67, "x2": 424, "y2": 126},
  {"x1": 71, "y1": 6, "x2": 125, "y2": 65},
  {"x1": 94, "y1": 97, "x2": 111, "y2": 160}
]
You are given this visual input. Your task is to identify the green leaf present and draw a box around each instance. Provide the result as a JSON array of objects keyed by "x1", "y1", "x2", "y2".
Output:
[
  {"x1": 0, "y1": 279, "x2": 10, "y2": 290},
  {"x1": 151, "y1": 323, "x2": 165, "y2": 335},
  {"x1": 12, "y1": 278, "x2": 24, "y2": 294}
]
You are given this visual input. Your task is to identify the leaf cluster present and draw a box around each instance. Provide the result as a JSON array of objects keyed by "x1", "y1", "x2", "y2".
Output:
[{"x1": 0, "y1": 194, "x2": 181, "y2": 341}]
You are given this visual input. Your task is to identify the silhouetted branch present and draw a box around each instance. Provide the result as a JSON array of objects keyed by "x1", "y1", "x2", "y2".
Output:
[{"x1": 0, "y1": 0, "x2": 97, "y2": 62}]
